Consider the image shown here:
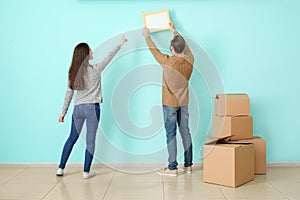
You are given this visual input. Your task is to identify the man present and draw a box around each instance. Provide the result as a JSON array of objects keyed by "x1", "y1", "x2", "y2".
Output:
[{"x1": 142, "y1": 22, "x2": 194, "y2": 176}]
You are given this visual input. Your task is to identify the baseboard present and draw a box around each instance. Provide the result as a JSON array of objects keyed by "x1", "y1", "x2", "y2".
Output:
[{"x1": 266, "y1": 162, "x2": 300, "y2": 167}]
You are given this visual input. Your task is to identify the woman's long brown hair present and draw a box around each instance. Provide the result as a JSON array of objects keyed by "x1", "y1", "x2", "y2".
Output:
[{"x1": 68, "y1": 43, "x2": 90, "y2": 90}]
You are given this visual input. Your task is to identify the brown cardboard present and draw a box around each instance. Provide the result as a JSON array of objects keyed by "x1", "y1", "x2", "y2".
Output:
[
  {"x1": 225, "y1": 137, "x2": 266, "y2": 175},
  {"x1": 205, "y1": 135, "x2": 232, "y2": 145},
  {"x1": 203, "y1": 142, "x2": 254, "y2": 187},
  {"x1": 215, "y1": 94, "x2": 250, "y2": 116},
  {"x1": 212, "y1": 115, "x2": 253, "y2": 140}
]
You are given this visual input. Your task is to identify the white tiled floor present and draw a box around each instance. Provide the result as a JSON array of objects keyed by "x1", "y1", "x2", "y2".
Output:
[{"x1": 0, "y1": 166, "x2": 299, "y2": 200}]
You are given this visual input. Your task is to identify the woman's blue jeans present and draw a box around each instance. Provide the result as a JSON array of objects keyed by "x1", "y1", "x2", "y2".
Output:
[
  {"x1": 59, "y1": 103, "x2": 100, "y2": 172},
  {"x1": 163, "y1": 105, "x2": 193, "y2": 170}
]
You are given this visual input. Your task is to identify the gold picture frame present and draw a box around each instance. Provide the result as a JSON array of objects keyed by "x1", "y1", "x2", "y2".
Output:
[{"x1": 142, "y1": 10, "x2": 171, "y2": 32}]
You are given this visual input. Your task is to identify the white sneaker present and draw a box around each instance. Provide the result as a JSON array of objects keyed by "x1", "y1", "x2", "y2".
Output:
[
  {"x1": 83, "y1": 171, "x2": 96, "y2": 179},
  {"x1": 56, "y1": 168, "x2": 64, "y2": 176}
]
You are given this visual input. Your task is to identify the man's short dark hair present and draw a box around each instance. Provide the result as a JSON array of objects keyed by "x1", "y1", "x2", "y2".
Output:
[{"x1": 171, "y1": 35, "x2": 186, "y2": 54}]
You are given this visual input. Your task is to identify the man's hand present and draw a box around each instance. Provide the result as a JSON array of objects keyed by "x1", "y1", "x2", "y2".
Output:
[
  {"x1": 142, "y1": 27, "x2": 149, "y2": 37},
  {"x1": 169, "y1": 21, "x2": 176, "y2": 32},
  {"x1": 119, "y1": 35, "x2": 128, "y2": 47}
]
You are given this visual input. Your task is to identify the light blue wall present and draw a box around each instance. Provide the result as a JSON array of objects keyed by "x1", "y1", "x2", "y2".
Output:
[{"x1": 0, "y1": 0, "x2": 299, "y2": 163}]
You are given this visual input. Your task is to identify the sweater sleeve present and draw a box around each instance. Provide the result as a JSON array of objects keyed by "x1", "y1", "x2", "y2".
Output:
[
  {"x1": 145, "y1": 36, "x2": 170, "y2": 66},
  {"x1": 61, "y1": 86, "x2": 74, "y2": 115},
  {"x1": 95, "y1": 45, "x2": 121, "y2": 72}
]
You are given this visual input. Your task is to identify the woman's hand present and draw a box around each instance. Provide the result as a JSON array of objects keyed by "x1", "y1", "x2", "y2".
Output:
[
  {"x1": 119, "y1": 35, "x2": 128, "y2": 47},
  {"x1": 58, "y1": 114, "x2": 65, "y2": 123}
]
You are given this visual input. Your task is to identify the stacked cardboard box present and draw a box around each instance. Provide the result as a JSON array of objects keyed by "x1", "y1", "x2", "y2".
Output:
[
  {"x1": 203, "y1": 94, "x2": 266, "y2": 188},
  {"x1": 213, "y1": 94, "x2": 253, "y2": 140},
  {"x1": 226, "y1": 137, "x2": 266, "y2": 175},
  {"x1": 203, "y1": 136, "x2": 255, "y2": 187}
]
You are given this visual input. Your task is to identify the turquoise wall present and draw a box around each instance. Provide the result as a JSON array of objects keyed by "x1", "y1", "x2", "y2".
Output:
[{"x1": 0, "y1": 0, "x2": 299, "y2": 163}]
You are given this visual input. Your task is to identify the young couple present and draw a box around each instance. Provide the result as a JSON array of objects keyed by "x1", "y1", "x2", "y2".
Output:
[{"x1": 56, "y1": 22, "x2": 194, "y2": 179}]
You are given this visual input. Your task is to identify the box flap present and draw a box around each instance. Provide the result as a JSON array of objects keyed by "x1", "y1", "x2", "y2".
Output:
[
  {"x1": 205, "y1": 135, "x2": 232, "y2": 145},
  {"x1": 219, "y1": 141, "x2": 253, "y2": 145},
  {"x1": 252, "y1": 136, "x2": 261, "y2": 139},
  {"x1": 215, "y1": 94, "x2": 249, "y2": 100},
  {"x1": 222, "y1": 136, "x2": 262, "y2": 144}
]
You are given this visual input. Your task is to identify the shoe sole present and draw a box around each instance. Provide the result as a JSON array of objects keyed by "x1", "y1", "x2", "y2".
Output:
[
  {"x1": 83, "y1": 175, "x2": 95, "y2": 179},
  {"x1": 56, "y1": 174, "x2": 64, "y2": 176},
  {"x1": 83, "y1": 172, "x2": 96, "y2": 179},
  {"x1": 156, "y1": 172, "x2": 177, "y2": 177}
]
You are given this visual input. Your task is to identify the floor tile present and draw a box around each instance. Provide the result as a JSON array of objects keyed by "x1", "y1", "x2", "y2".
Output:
[
  {"x1": 43, "y1": 182, "x2": 109, "y2": 200},
  {"x1": 0, "y1": 183, "x2": 55, "y2": 199},
  {"x1": 268, "y1": 182, "x2": 300, "y2": 200},
  {"x1": 267, "y1": 181, "x2": 300, "y2": 200},
  {"x1": 219, "y1": 177, "x2": 288, "y2": 200},
  {"x1": 110, "y1": 165, "x2": 165, "y2": 174},
  {"x1": 267, "y1": 167, "x2": 300, "y2": 183},
  {"x1": 164, "y1": 181, "x2": 225, "y2": 200},
  {"x1": 0, "y1": 167, "x2": 27, "y2": 186},
  {"x1": 266, "y1": 167, "x2": 300, "y2": 200},
  {"x1": 113, "y1": 171, "x2": 163, "y2": 183},
  {"x1": 103, "y1": 181, "x2": 163, "y2": 200},
  {"x1": 8, "y1": 167, "x2": 65, "y2": 184},
  {"x1": 0, "y1": 166, "x2": 299, "y2": 200}
]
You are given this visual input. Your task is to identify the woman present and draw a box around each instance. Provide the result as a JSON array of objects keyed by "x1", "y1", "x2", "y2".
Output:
[{"x1": 57, "y1": 36, "x2": 127, "y2": 179}]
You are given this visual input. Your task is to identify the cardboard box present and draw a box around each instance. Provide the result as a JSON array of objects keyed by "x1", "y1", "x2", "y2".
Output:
[
  {"x1": 215, "y1": 94, "x2": 250, "y2": 116},
  {"x1": 203, "y1": 140, "x2": 254, "y2": 187},
  {"x1": 226, "y1": 137, "x2": 266, "y2": 175},
  {"x1": 212, "y1": 115, "x2": 253, "y2": 140}
]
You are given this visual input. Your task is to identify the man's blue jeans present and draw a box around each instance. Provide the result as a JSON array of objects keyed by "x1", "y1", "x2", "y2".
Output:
[
  {"x1": 163, "y1": 105, "x2": 193, "y2": 170},
  {"x1": 59, "y1": 103, "x2": 100, "y2": 172}
]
